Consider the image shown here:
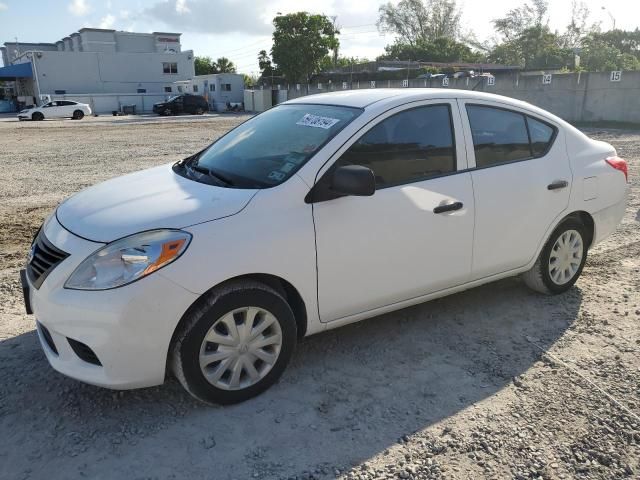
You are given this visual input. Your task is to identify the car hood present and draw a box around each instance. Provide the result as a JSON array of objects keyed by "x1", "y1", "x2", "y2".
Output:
[{"x1": 56, "y1": 163, "x2": 258, "y2": 243}]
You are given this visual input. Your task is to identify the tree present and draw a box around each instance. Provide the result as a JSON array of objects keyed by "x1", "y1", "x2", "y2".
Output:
[
  {"x1": 580, "y1": 33, "x2": 640, "y2": 71},
  {"x1": 377, "y1": 0, "x2": 462, "y2": 45},
  {"x1": 488, "y1": 25, "x2": 573, "y2": 69},
  {"x1": 493, "y1": 0, "x2": 548, "y2": 41},
  {"x1": 215, "y1": 57, "x2": 236, "y2": 73},
  {"x1": 561, "y1": 1, "x2": 596, "y2": 49},
  {"x1": 242, "y1": 73, "x2": 259, "y2": 87},
  {"x1": 319, "y1": 55, "x2": 370, "y2": 71},
  {"x1": 258, "y1": 49, "x2": 274, "y2": 75},
  {"x1": 194, "y1": 56, "x2": 218, "y2": 75},
  {"x1": 271, "y1": 12, "x2": 339, "y2": 82},
  {"x1": 379, "y1": 37, "x2": 481, "y2": 62}
]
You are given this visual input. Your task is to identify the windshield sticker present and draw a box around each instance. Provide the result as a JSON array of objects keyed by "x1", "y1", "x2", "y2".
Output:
[
  {"x1": 279, "y1": 162, "x2": 296, "y2": 173},
  {"x1": 296, "y1": 113, "x2": 340, "y2": 130},
  {"x1": 268, "y1": 171, "x2": 286, "y2": 181}
]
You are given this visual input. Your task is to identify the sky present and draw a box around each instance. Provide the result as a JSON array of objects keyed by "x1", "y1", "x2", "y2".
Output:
[{"x1": 0, "y1": 0, "x2": 638, "y2": 72}]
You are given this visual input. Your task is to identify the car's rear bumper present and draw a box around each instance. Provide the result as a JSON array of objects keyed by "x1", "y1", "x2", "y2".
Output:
[{"x1": 592, "y1": 184, "x2": 629, "y2": 245}]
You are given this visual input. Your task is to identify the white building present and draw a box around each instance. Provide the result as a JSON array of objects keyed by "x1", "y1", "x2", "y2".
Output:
[
  {"x1": 174, "y1": 73, "x2": 245, "y2": 111},
  {"x1": 0, "y1": 29, "x2": 195, "y2": 103}
]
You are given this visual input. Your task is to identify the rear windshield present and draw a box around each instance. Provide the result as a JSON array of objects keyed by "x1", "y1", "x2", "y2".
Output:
[{"x1": 177, "y1": 104, "x2": 361, "y2": 188}]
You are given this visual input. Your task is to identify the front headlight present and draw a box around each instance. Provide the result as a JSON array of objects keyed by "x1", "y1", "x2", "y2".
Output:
[{"x1": 65, "y1": 229, "x2": 191, "y2": 290}]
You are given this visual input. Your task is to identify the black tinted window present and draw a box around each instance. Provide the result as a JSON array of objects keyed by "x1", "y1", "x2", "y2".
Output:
[
  {"x1": 467, "y1": 106, "x2": 531, "y2": 167},
  {"x1": 527, "y1": 116, "x2": 555, "y2": 156},
  {"x1": 337, "y1": 105, "x2": 456, "y2": 187}
]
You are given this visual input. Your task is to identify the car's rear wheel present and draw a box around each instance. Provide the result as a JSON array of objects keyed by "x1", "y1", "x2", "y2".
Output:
[
  {"x1": 72, "y1": 110, "x2": 84, "y2": 120},
  {"x1": 170, "y1": 280, "x2": 297, "y2": 404},
  {"x1": 32, "y1": 112, "x2": 44, "y2": 121},
  {"x1": 522, "y1": 218, "x2": 588, "y2": 294},
  {"x1": 195, "y1": 107, "x2": 204, "y2": 115}
]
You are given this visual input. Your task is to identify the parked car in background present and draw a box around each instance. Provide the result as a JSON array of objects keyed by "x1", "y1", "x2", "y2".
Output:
[
  {"x1": 153, "y1": 94, "x2": 209, "y2": 116},
  {"x1": 21, "y1": 89, "x2": 628, "y2": 405},
  {"x1": 18, "y1": 100, "x2": 91, "y2": 121}
]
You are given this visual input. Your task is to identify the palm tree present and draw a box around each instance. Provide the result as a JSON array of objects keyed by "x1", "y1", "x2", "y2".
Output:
[{"x1": 215, "y1": 57, "x2": 236, "y2": 73}]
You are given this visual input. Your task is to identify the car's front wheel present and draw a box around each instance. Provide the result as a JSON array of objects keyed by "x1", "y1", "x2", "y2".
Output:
[
  {"x1": 170, "y1": 280, "x2": 297, "y2": 404},
  {"x1": 32, "y1": 112, "x2": 44, "y2": 121},
  {"x1": 522, "y1": 217, "x2": 589, "y2": 294}
]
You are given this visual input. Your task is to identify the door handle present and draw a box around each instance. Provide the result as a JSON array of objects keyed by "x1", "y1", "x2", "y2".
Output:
[
  {"x1": 547, "y1": 180, "x2": 569, "y2": 190},
  {"x1": 433, "y1": 201, "x2": 463, "y2": 214}
]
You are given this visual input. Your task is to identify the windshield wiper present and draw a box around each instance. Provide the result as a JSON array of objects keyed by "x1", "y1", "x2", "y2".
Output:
[{"x1": 191, "y1": 164, "x2": 234, "y2": 187}]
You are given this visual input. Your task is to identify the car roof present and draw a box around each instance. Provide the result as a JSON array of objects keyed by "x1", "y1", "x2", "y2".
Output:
[{"x1": 284, "y1": 88, "x2": 570, "y2": 127}]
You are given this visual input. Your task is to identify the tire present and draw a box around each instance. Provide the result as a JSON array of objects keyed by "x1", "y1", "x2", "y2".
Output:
[
  {"x1": 195, "y1": 107, "x2": 204, "y2": 115},
  {"x1": 164, "y1": 108, "x2": 172, "y2": 116},
  {"x1": 522, "y1": 217, "x2": 588, "y2": 295},
  {"x1": 72, "y1": 110, "x2": 84, "y2": 120},
  {"x1": 170, "y1": 280, "x2": 297, "y2": 405},
  {"x1": 32, "y1": 112, "x2": 44, "y2": 121}
]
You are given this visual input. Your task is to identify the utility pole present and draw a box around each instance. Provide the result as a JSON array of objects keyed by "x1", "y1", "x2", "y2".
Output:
[
  {"x1": 350, "y1": 60, "x2": 353, "y2": 88},
  {"x1": 330, "y1": 15, "x2": 338, "y2": 67}
]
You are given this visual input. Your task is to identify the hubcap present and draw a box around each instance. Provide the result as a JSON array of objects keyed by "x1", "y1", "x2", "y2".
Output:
[
  {"x1": 549, "y1": 229, "x2": 583, "y2": 285},
  {"x1": 199, "y1": 307, "x2": 282, "y2": 391}
]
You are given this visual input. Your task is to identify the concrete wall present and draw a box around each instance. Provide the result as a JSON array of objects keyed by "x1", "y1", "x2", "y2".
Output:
[
  {"x1": 30, "y1": 50, "x2": 195, "y2": 94},
  {"x1": 50, "y1": 93, "x2": 176, "y2": 114},
  {"x1": 115, "y1": 32, "x2": 155, "y2": 53},
  {"x1": 275, "y1": 71, "x2": 640, "y2": 124}
]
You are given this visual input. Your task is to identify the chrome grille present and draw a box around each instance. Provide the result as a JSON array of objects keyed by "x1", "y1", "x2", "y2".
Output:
[{"x1": 27, "y1": 230, "x2": 69, "y2": 289}]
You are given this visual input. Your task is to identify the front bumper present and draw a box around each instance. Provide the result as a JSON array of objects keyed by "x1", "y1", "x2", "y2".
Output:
[{"x1": 25, "y1": 216, "x2": 199, "y2": 389}]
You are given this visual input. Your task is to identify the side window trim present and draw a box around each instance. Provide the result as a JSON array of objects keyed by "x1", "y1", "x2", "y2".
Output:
[{"x1": 462, "y1": 102, "x2": 559, "y2": 171}]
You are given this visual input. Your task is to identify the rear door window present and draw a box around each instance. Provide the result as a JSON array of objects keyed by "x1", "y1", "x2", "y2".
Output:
[
  {"x1": 527, "y1": 116, "x2": 555, "y2": 156},
  {"x1": 466, "y1": 105, "x2": 531, "y2": 168}
]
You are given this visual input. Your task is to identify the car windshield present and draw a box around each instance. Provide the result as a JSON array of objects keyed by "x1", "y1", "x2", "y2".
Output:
[
  {"x1": 166, "y1": 95, "x2": 182, "y2": 102},
  {"x1": 174, "y1": 104, "x2": 361, "y2": 188}
]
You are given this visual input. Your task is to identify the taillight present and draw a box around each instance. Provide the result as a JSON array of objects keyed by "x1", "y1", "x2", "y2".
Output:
[{"x1": 605, "y1": 156, "x2": 628, "y2": 182}]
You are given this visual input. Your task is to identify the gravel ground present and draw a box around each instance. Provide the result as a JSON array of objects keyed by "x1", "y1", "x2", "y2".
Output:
[{"x1": 0, "y1": 118, "x2": 638, "y2": 480}]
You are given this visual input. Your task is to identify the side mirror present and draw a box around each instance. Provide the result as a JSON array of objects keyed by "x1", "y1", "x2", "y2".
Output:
[{"x1": 331, "y1": 165, "x2": 376, "y2": 197}]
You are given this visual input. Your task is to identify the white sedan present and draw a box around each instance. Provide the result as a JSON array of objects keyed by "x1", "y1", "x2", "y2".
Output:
[
  {"x1": 21, "y1": 89, "x2": 628, "y2": 404},
  {"x1": 18, "y1": 100, "x2": 91, "y2": 121}
]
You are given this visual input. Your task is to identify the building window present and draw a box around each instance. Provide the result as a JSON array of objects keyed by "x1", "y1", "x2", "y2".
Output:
[
  {"x1": 192, "y1": 85, "x2": 198, "y2": 92},
  {"x1": 177, "y1": 85, "x2": 183, "y2": 93},
  {"x1": 54, "y1": 90, "x2": 66, "y2": 95},
  {"x1": 221, "y1": 83, "x2": 232, "y2": 91},
  {"x1": 164, "y1": 86, "x2": 172, "y2": 93},
  {"x1": 209, "y1": 84, "x2": 215, "y2": 92},
  {"x1": 137, "y1": 88, "x2": 146, "y2": 93},
  {"x1": 162, "y1": 62, "x2": 178, "y2": 74}
]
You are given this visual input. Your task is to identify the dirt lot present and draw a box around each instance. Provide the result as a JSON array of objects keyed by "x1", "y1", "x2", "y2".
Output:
[{"x1": 0, "y1": 117, "x2": 638, "y2": 480}]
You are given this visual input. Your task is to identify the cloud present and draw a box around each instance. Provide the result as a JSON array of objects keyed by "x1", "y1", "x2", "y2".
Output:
[
  {"x1": 99, "y1": 13, "x2": 116, "y2": 29},
  {"x1": 0, "y1": 2, "x2": 7, "y2": 11},
  {"x1": 145, "y1": 0, "x2": 272, "y2": 35},
  {"x1": 175, "y1": 0, "x2": 190, "y2": 14},
  {"x1": 68, "y1": 0, "x2": 90, "y2": 16}
]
